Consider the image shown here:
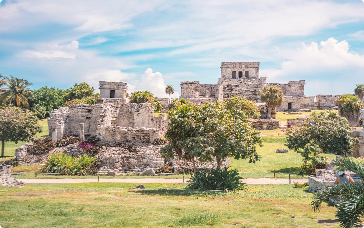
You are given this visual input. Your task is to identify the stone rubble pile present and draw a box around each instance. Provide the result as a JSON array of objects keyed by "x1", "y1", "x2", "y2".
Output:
[{"x1": 0, "y1": 165, "x2": 24, "y2": 187}]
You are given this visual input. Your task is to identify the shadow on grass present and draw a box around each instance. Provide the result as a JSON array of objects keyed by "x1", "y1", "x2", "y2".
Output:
[
  {"x1": 317, "y1": 219, "x2": 339, "y2": 224},
  {"x1": 274, "y1": 167, "x2": 302, "y2": 175},
  {"x1": 138, "y1": 188, "x2": 227, "y2": 197}
]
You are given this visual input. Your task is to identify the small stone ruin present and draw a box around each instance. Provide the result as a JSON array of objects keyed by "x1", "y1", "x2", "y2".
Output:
[{"x1": 0, "y1": 165, "x2": 24, "y2": 187}]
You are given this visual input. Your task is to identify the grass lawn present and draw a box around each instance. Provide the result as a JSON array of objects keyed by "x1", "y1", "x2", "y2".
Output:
[{"x1": 0, "y1": 183, "x2": 339, "y2": 228}]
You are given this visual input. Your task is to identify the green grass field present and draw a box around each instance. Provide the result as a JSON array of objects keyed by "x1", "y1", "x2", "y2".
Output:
[{"x1": 0, "y1": 183, "x2": 339, "y2": 228}]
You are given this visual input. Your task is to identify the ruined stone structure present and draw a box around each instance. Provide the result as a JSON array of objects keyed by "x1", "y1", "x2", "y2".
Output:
[
  {"x1": 0, "y1": 165, "x2": 24, "y2": 187},
  {"x1": 180, "y1": 62, "x2": 342, "y2": 112}
]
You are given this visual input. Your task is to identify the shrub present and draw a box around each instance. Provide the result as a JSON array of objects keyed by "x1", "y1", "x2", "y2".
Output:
[
  {"x1": 297, "y1": 141, "x2": 326, "y2": 175},
  {"x1": 41, "y1": 153, "x2": 98, "y2": 175},
  {"x1": 187, "y1": 167, "x2": 243, "y2": 191},
  {"x1": 286, "y1": 110, "x2": 356, "y2": 156},
  {"x1": 337, "y1": 94, "x2": 363, "y2": 114},
  {"x1": 78, "y1": 141, "x2": 99, "y2": 156}
]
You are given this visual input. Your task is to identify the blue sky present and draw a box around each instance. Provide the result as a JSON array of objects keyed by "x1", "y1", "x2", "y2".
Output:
[{"x1": 1, "y1": 0, "x2": 364, "y2": 98}]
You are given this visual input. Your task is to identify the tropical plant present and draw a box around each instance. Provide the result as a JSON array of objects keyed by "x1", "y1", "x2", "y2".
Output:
[
  {"x1": 296, "y1": 141, "x2": 326, "y2": 175},
  {"x1": 0, "y1": 75, "x2": 33, "y2": 108},
  {"x1": 286, "y1": 110, "x2": 356, "y2": 156},
  {"x1": 63, "y1": 93, "x2": 100, "y2": 107},
  {"x1": 187, "y1": 167, "x2": 244, "y2": 191},
  {"x1": 28, "y1": 86, "x2": 68, "y2": 118},
  {"x1": 165, "y1": 85, "x2": 175, "y2": 104},
  {"x1": 354, "y1": 84, "x2": 364, "y2": 102},
  {"x1": 63, "y1": 82, "x2": 100, "y2": 107},
  {"x1": 0, "y1": 107, "x2": 41, "y2": 157},
  {"x1": 161, "y1": 101, "x2": 262, "y2": 173},
  {"x1": 337, "y1": 94, "x2": 363, "y2": 114},
  {"x1": 41, "y1": 153, "x2": 98, "y2": 175},
  {"x1": 312, "y1": 158, "x2": 364, "y2": 228},
  {"x1": 259, "y1": 85, "x2": 284, "y2": 119},
  {"x1": 168, "y1": 98, "x2": 188, "y2": 110},
  {"x1": 130, "y1": 91, "x2": 162, "y2": 112}
]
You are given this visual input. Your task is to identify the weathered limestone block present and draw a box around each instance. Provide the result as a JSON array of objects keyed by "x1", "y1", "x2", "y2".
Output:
[
  {"x1": 248, "y1": 119, "x2": 279, "y2": 130},
  {"x1": 351, "y1": 130, "x2": 364, "y2": 158},
  {"x1": 0, "y1": 165, "x2": 24, "y2": 187}
]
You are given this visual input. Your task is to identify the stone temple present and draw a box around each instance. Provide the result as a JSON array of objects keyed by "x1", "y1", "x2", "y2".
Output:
[{"x1": 180, "y1": 62, "x2": 341, "y2": 111}]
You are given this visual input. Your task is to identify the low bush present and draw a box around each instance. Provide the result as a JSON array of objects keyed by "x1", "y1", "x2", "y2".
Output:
[
  {"x1": 187, "y1": 167, "x2": 243, "y2": 191},
  {"x1": 297, "y1": 141, "x2": 326, "y2": 175},
  {"x1": 41, "y1": 153, "x2": 98, "y2": 175},
  {"x1": 78, "y1": 141, "x2": 99, "y2": 156}
]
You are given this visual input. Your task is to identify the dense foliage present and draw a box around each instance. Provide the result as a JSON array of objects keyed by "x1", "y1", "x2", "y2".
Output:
[
  {"x1": 296, "y1": 141, "x2": 326, "y2": 175},
  {"x1": 63, "y1": 82, "x2": 100, "y2": 107},
  {"x1": 168, "y1": 98, "x2": 188, "y2": 110},
  {"x1": 259, "y1": 85, "x2": 284, "y2": 118},
  {"x1": 161, "y1": 98, "x2": 262, "y2": 171},
  {"x1": 41, "y1": 153, "x2": 98, "y2": 175},
  {"x1": 0, "y1": 75, "x2": 33, "y2": 108},
  {"x1": 29, "y1": 87, "x2": 68, "y2": 118},
  {"x1": 0, "y1": 107, "x2": 41, "y2": 157},
  {"x1": 286, "y1": 110, "x2": 356, "y2": 156},
  {"x1": 312, "y1": 158, "x2": 364, "y2": 228},
  {"x1": 354, "y1": 84, "x2": 364, "y2": 101},
  {"x1": 337, "y1": 94, "x2": 363, "y2": 114},
  {"x1": 224, "y1": 96, "x2": 260, "y2": 119},
  {"x1": 187, "y1": 168, "x2": 243, "y2": 191},
  {"x1": 130, "y1": 91, "x2": 162, "y2": 112}
]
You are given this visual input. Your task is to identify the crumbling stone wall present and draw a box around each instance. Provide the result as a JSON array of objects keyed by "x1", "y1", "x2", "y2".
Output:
[
  {"x1": 315, "y1": 95, "x2": 340, "y2": 109},
  {"x1": 181, "y1": 81, "x2": 201, "y2": 98},
  {"x1": 99, "y1": 81, "x2": 127, "y2": 99},
  {"x1": 218, "y1": 77, "x2": 266, "y2": 102},
  {"x1": 351, "y1": 130, "x2": 364, "y2": 158},
  {"x1": 247, "y1": 119, "x2": 279, "y2": 130},
  {"x1": 155, "y1": 98, "x2": 169, "y2": 112},
  {"x1": 0, "y1": 165, "x2": 24, "y2": 187},
  {"x1": 221, "y1": 62, "x2": 260, "y2": 79},
  {"x1": 276, "y1": 96, "x2": 302, "y2": 112},
  {"x1": 266, "y1": 80, "x2": 305, "y2": 97}
]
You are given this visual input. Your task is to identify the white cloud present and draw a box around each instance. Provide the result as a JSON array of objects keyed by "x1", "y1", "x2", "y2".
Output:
[
  {"x1": 21, "y1": 40, "x2": 79, "y2": 59},
  {"x1": 260, "y1": 38, "x2": 364, "y2": 95},
  {"x1": 350, "y1": 31, "x2": 364, "y2": 41},
  {"x1": 128, "y1": 68, "x2": 180, "y2": 98}
]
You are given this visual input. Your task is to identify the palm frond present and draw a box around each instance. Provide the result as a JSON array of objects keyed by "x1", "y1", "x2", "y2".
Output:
[{"x1": 333, "y1": 158, "x2": 364, "y2": 178}]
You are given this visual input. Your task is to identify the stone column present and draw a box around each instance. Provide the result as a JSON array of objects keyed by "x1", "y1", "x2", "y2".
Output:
[
  {"x1": 79, "y1": 123, "x2": 85, "y2": 141},
  {"x1": 52, "y1": 129, "x2": 58, "y2": 143}
]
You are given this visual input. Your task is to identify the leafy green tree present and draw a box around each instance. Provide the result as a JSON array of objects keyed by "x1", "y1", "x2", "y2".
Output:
[
  {"x1": 0, "y1": 75, "x2": 33, "y2": 108},
  {"x1": 161, "y1": 101, "x2": 262, "y2": 172},
  {"x1": 296, "y1": 141, "x2": 326, "y2": 175},
  {"x1": 165, "y1": 85, "x2": 174, "y2": 104},
  {"x1": 312, "y1": 158, "x2": 364, "y2": 228},
  {"x1": 354, "y1": 84, "x2": 364, "y2": 102},
  {"x1": 224, "y1": 96, "x2": 260, "y2": 119},
  {"x1": 28, "y1": 87, "x2": 68, "y2": 118},
  {"x1": 286, "y1": 110, "x2": 356, "y2": 156},
  {"x1": 259, "y1": 85, "x2": 284, "y2": 119},
  {"x1": 168, "y1": 98, "x2": 188, "y2": 110},
  {"x1": 130, "y1": 91, "x2": 162, "y2": 112},
  {"x1": 63, "y1": 82, "x2": 100, "y2": 107},
  {"x1": 0, "y1": 107, "x2": 41, "y2": 157}
]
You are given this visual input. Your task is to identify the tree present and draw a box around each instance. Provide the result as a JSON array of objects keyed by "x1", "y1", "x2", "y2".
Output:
[
  {"x1": 130, "y1": 91, "x2": 162, "y2": 112},
  {"x1": 161, "y1": 101, "x2": 262, "y2": 172},
  {"x1": 286, "y1": 110, "x2": 356, "y2": 156},
  {"x1": 63, "y1": 82, "x2": 100, "y2": 107},
  {"x1": 259, "y1": 85, "x2": 284, "y2": 119},
  {"x1": 354, "y1": 84, "x2": 364, "y2": 102},
  {"x1": 165, "y1": 85, "x2": 174, "y2": 104},
  {"x1": 224, "y1": 96, "x2": 260, "y2": 119},
  {"x1": 0, "y1": 75, "x2": 33, "y2": 108},
  {"x1": 28, "y1": 87, "x2": 68, "y2": 119},
  {"x1": 0, "y1": 107, "x2": 41, "y2": 157},
  {"x1": 312, "y1": 158, "x2": 364, "y2": 228}
]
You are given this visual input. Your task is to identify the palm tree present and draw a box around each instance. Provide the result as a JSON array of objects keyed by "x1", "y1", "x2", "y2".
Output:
[
  {"x1": 354, "y1": 84, "x2": 364, "y2": 103},
  {"x1": 165, "y1": 85, "x2": 175, "y2": 104},
  {"x1": 0, "y1": 75, "x2": 33, "y2": 108},
  {"x1": 259, "y1": 85, "x2": 284, "y2": 119}
]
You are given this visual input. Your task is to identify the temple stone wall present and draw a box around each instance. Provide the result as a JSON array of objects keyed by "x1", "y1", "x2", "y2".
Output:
[
  {"x1": 351, "y1": 130, "x2": 364, "y2": 158},
  {"x1": 99, "y1": 81, "x2": 127, "y2": 99},
  {"x1": 218, "y1": 77, "x2": 266, "y2": 102},
  {"x1": 276, "y1": 96, "x2": 302, "y2": 112},
  {"x1": 221, "y1": 62, "x2": 260, "y2": 79},
  {"x1": 247, "y1": 119, "x2": 279, "y2": 130},
  {"x1": 315, "y1": 95, "x2": 340, "y2": 109},
  {"x1": 180, "y1": 81, "x2": 201, "y2": 98},
  {"x1": 155, "y1": 98, "x2": 169, "y2": 112}
]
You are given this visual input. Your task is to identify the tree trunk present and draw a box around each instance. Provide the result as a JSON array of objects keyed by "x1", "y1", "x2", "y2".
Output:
[
  {"x1": 169, "y1": 94, "x2": 171, "y2": 104},
  {"x1": 267, "y1": 106, "x2": 272, "y2": 119},
  {"x1": 1, "y1": 139, "x2": 4, "y2": 158},
  {"x1": 216, "y1": 157, "x2": 221, "y2": 168},
  {"x1": 192, "y1": 158, "x2": 196, "y2": 174}
]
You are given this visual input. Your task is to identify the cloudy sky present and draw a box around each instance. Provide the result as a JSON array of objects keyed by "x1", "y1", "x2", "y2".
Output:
[{"x1": 1, "y1": 0, "x2": 364, "y2": 98}]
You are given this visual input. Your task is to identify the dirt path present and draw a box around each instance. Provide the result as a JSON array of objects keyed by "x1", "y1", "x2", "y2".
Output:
[{"x1": 18, "y1": 178, "x2": 308, "y2": 184}]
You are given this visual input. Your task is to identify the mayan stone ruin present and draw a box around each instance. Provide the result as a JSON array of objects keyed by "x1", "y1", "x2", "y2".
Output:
[{"x1": 180, "y1": 62, "x2": 342, "y2": 112}]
